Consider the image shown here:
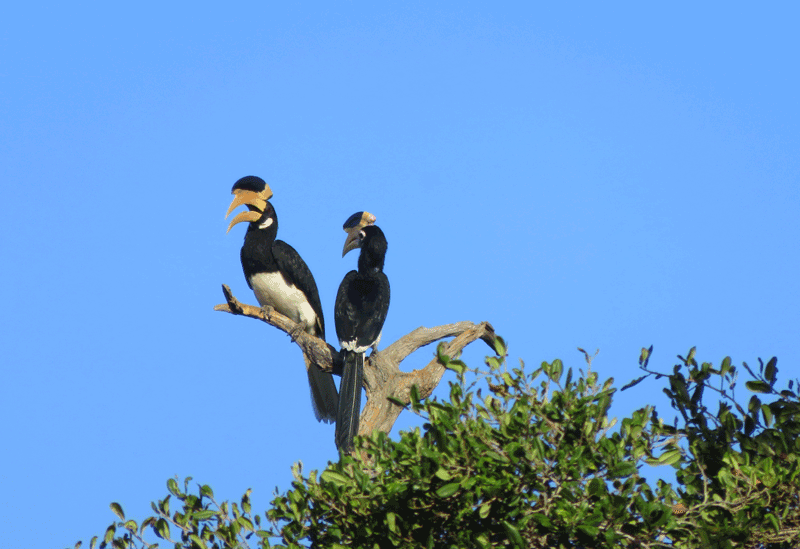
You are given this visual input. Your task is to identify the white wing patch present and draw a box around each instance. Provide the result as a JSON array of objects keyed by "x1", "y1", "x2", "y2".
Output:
[{"x1": 249, "y1": 271, "x2": 317, "y2": 333}]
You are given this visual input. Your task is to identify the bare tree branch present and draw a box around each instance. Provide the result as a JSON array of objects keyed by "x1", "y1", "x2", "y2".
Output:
[
  {"x1": 214, "y1": 284, "x2": 339, "y2": 373},
  {"x1": 382, "y1": 322, "x2": 483, "y2": 363},
  {"x1": 215, "y1": 284, "x2": 498, "y2": 445}
]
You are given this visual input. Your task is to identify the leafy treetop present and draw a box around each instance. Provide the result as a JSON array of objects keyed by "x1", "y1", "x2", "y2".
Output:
[{"x1": 77, "y1": 342, "x2": 799, "y2": 549}]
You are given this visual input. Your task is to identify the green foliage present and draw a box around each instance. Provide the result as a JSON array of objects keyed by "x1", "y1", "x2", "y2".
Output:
[
  {"x1": 76, "y1": 345, "x2": 800, "y2": 549},
  {"x1": 265, "y1": 349, "x2": 679, "y2": 548},
  {"x1": 77, "y1": 476, "x2": 263, "y2": 549},
  {"x1": 639, "y1": 350, "x2": 800, "y2": 548}
]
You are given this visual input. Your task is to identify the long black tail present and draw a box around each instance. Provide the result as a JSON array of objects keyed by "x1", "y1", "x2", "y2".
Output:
[{"x1": 335, "y1": 350, "x2": 364, "y2": 452}]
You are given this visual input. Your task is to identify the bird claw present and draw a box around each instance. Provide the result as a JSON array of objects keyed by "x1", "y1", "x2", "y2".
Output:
[
  {"x1": 260, "y1": 304, "x2": 275, "y2": 321},
  {"x1": 287, "y1": 323, "x2": 304, "y2": 343}
]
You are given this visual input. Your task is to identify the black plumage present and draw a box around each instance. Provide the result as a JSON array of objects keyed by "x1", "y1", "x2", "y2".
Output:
[
  {"x1": 226, "y1": 177, "x2": 338, "y2": 423},
  {"x1": 334, "y1": 223, "x2": 390, "y2": 451}
]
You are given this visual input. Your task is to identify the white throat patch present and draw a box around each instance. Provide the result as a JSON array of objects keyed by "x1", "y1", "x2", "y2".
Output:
[{"x1": 258, "y1": 217, "x2": 274, "y2": 230}]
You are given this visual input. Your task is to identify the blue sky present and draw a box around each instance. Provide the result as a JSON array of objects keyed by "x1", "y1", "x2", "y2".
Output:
[{"x1": 2, "y1": 3, "x2": 798, "y2": 546}]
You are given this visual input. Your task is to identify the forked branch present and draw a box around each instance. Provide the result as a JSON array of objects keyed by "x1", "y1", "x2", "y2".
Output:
[{"x1": 215, "y1": 284, "x2": 498, "y2": 444}]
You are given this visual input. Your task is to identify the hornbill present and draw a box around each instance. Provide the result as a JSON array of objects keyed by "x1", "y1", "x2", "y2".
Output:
[
  {"x1": 225, "y1": 175, "x2": 338, "y2": 423},
  {"x1": 334, "y1": 212, "x2": 390, "y2": 451}
]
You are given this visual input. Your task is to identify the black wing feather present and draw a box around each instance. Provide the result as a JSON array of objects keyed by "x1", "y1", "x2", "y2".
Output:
[
  {"x1": 272, "y1": 239, "x2": 325, "y2": 338},
  {"x1": 335, "y1": 271, "x2": 390, "y2": 349}
]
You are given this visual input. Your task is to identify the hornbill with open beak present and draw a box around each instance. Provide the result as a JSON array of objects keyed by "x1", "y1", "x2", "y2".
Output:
[
  {"x1": 334, "y1": 212, "x2": 390, "y2": 451},
  {"x1": 225, "y1": 175, "x2": 338, "y2": 423}
]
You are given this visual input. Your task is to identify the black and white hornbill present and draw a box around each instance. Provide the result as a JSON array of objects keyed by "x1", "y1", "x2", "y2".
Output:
[
  {"x1": 334, "y1": 212, "x2": 390, "y2": 451},
  {"x1": 225, "y1": 175, "x2": 338, "y2": 423}
]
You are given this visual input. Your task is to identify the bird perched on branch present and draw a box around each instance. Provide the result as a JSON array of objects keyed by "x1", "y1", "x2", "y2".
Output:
[
  {"x1": 225, "y1": 175, "x2": 338, "y2": 423},
  {"x1": 334, "y1": 211, "x2": 390, "y2": 451}
]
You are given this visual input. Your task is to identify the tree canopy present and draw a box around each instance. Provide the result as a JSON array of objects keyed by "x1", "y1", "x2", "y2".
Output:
[{"x1": 78, "y1": 342, "x2": 799, "y2": 549}]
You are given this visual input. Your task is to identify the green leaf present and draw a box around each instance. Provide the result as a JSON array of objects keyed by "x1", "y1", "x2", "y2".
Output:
[
  {"x1": 109, "y1": 502, "x2": 124, "y2": 520},
  {"x1": 621, "y1": 375, "x2": 647, "y2": 391},
  {"x1": 502, "y1": 520, "x2": 524, "y2": 548},
  {"x1": 611, "y1": 462, "x2": 637, "y2": 477},
  {"x1": 200, "y1": 484, "x2": 214, "y2": 498},
  {"x1": 670, "y1": 376, "x2": 689, "y2": 401},
  {"x1": 89, "y1": 536, "x2": 97, "y2": 549},
  {"x1": 410, "y1": 384, "x2": 421, "y2": 403},
  {"x1": 766, "y1": 512, "x2": 780, "y2": 533},
  {"x1": 167, "y1": 478, "x2": 180, "y2": 496},
  {"x1": 160, "y1": 495, "x2": 170, "y2": 515},
  {"x1": 434, "y1": 468, "x2": 452, "y2": 481},
  {"x1": 193, "y1": 510, "x2": 217, "y2": 520},
  {"x1": 588, "y1": 478, "x2": 606, "y2": 497},
  {"x1": 658, "y1": 449, "x2": 682, "y2": 466},
  {"x1": 140, "y1": 517, "x2": 155, "y2": 535},
  {"x1": 435, "y1": 482, "x2": 460, "y2": 498},
  {"x1": 720, "y1": 356, "x2": 732, "y2": 376},
  {"x1": 321, "y1": 471, "x2": 349, "y2": 486},
  {"x1": 551, "y1": 359, "x2": 563, "y2": 382},
  {"x1": 436, "y1": 342, "x2": 450, "y2": 365},
  {"x1": 531, "y1": 513, "x2": 553, "y2": 528},
  {"x1": 123, "y1": 520, "x2": 137, "y2": 532},
  {"x1": 103, "y1": 525, "x2": 116, "y2": 544},
  {"x1": 446, "y1": 360, "x2": 466, "y2": 375},
  {"x1": 386, "y1": 511, "x2": 398, "y2": 534},
  {"x1": 386, "y1": 395, "x2": 408, "y2": 407},
  {"x1": 764, "y1": 357, "x2": 778, "y2": 386},
  {"x1": 745, "y1": 415, "x2": 755, "y2": 436},
  {"x1": 189, "y1": 534, "x2": 208, "y2": 549},
  {"x1": 639, "y1": 346, "x2": 652, "y2": 368},
  {"x1": 493, "y1": 335, "x2": 507, "y2": 357},
  {"x1": 155, "y1": 518, "x2": 169, "y2": 540},
  {"x1": 746, "y1": 380, "x2": 771, "y2": 393},
  {"x1": 237, "y1": 516, "x2": 254, "y2": 531},
  {"x1": 479, "y1": 502, "x2": 491, "y2": 519},
  {"x1": 761, "y1": 404, "x2": 773, "y2": 427}
]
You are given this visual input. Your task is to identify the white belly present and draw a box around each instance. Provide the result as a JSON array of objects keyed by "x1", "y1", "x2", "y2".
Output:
[{"x1": 250, "y1": 272, "x2": 317, "y2": 333}]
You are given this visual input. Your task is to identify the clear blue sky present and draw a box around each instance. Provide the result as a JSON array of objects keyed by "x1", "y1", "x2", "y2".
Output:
[{"x1": 2, "y1": 3, "x2": 798, "y2": 546}]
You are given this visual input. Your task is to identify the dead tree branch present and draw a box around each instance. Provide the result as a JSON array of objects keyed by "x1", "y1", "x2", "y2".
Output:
[{"x1": 215, "y1": 284, "x2": 498, "y2": 444}]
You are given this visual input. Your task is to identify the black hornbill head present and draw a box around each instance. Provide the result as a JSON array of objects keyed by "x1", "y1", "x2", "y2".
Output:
[
  {"x1": 225, "y1": 175, "x2": 274, "y2": 233},
  {"x1": 341, "y1": 211, "x2": 377, "y2": 257}
]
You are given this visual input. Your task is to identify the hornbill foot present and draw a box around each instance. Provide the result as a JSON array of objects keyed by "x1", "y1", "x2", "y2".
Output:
[
  {"x1": 260, "y1": 304, "x2": 275, "y2": 322},
  {"x1": 287, "y1": 322, "x2": 304, "y2": 343}
]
